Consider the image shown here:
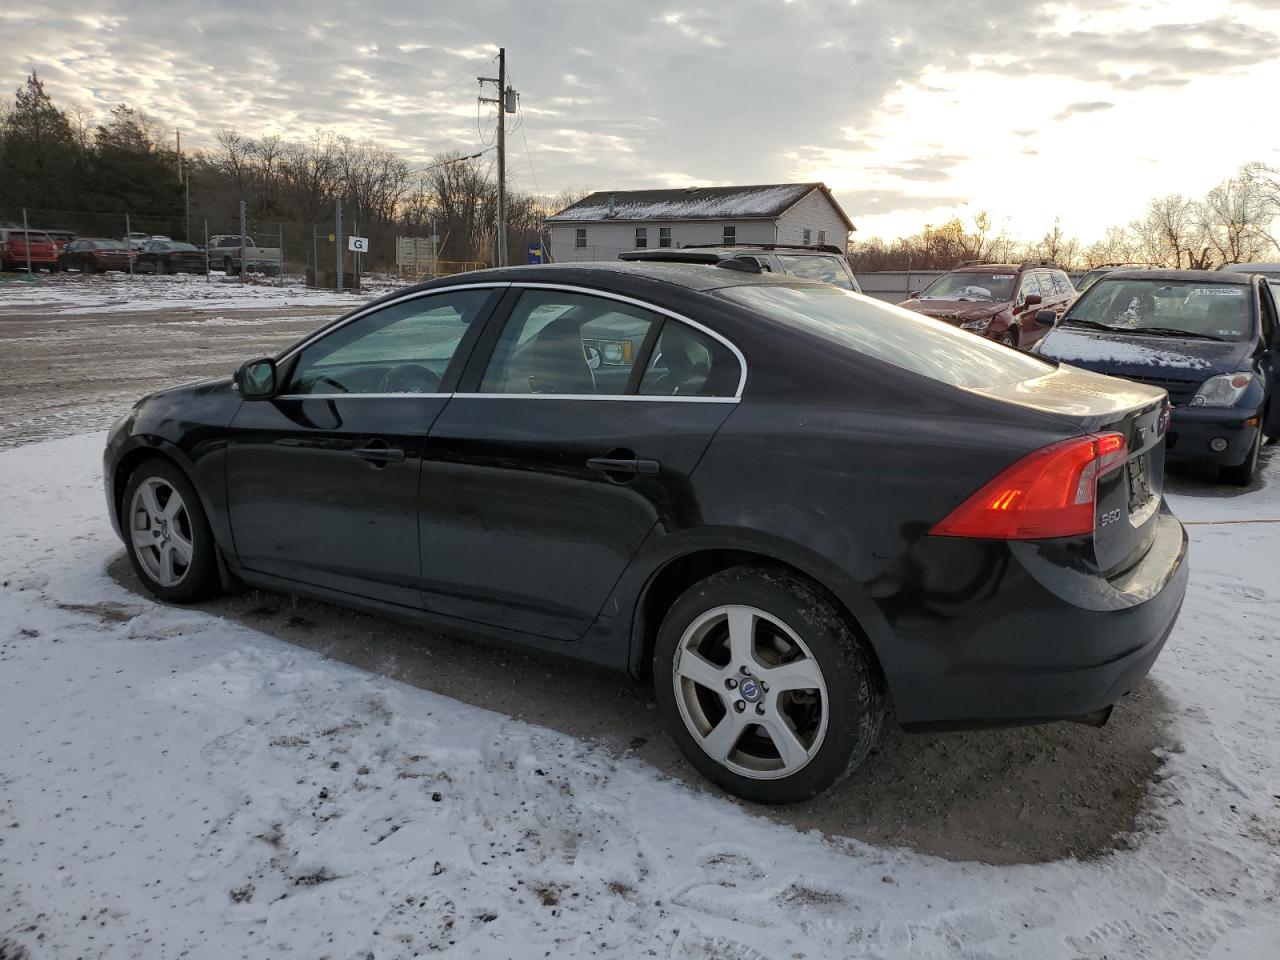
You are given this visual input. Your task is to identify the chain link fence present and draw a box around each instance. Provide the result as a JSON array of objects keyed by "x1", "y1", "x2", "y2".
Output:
[{"x1": 0, "y1": 204, "x2": 439, "y2": 290}]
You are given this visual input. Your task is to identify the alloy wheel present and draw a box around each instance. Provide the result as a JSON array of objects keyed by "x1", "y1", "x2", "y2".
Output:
[
  {"x1": 672, "y1": 604, "x2": 828, "y2": 780},
  {"x1": 129, "y1": 477, "x2": 194, "y2": 587}
]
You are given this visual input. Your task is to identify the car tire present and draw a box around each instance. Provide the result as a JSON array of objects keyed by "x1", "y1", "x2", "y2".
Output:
[
  {"x1": 653, "y1": 565, "x2": 885, "y2": 804},
  {"x1": 122, "y1": 459, "x2": 219, "y2": 604},
  {"x1": 1220, "y1": 428, "x2": 1261, "y2": 486}
]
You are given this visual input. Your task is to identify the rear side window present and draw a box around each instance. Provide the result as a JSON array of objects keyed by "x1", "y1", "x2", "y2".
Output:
[
  {"x1": 719, "y1": 284, "x2": 1053, "y2": 389},
  {"x1": 776, "y1": 254, "x2": 855, "y2": 291},
  {"x1": 639, "y1": 322, "x2": 740, "y2": 398}
]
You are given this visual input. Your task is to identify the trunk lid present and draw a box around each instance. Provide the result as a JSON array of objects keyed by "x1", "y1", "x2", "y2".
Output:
[{"x1": 967, "y1": 363, "x2": 1169, "y2": 576}]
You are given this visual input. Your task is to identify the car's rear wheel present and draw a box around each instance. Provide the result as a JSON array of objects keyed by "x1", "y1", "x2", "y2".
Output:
[
  {"x1": 1220, "y1": 427, "x2": 1261, "y2": 486},
  {"x1": 123, "y1": 460, "x2": 218, "y2": 603},
  {"x1": 653, "y1": 566, "x2": 884, "y2": 804}
]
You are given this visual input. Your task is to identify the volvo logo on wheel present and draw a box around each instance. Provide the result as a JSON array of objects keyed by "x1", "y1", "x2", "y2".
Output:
[{"x1": 739, "y1": 678, "x2": 762, "y2": 702}]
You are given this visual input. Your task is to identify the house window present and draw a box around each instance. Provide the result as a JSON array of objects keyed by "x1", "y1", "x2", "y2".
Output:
[
  {"x1": 802, "y1": 228, "x2": 811, "y2": 245},
  {"x1": 723, "y1": 224, "x2": 736, "y2": 244},
  {"x1": 818, "y1": 230, "x2": 826, "y2": 245},
  {"x1": 659, "y1": 227, "x2": 672, "y2": 248},
  {"x1": 635, "y1": 227, "x2": 647, "y2": 249},
  {"x1": 575, "y1": 228, "x2": 586, "y2": 249}
]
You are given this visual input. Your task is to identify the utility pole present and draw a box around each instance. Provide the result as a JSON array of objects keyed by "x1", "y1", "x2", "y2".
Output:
[
  {"x1": 335, "y1": 198, "x2": 343, "y2": 293},
  {"x1": 479, "y1": 47, "x2": 516, "y2": 267},
  {"x1": 238, "y1": 200, "x2": 248, "y2": 285},
  {"x1": 21, "y1": 207, "x2": 31, "y2": 277}
]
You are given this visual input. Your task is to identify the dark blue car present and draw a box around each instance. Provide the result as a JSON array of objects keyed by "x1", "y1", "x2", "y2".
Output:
[{"x1": 1035, "y1": 269, "x2": 1279, "y2": 484}]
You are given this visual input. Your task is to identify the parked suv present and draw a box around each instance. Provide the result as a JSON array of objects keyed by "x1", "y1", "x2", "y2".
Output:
[
  {"x1": 0, "y1": 228, "x2": 60, "y2": 272},
  {"x1": 619, "y1": 244, "x2": 862, "y2": 292},
  {"x1": 898, "y1": 262, "x2": 1075, "y2": 349}
]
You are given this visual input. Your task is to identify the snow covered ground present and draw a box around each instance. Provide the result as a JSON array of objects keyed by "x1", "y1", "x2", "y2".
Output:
[
  {"x1": 1, "y1": 434, "x2": 1278, "y2": 959},
  {"x1": 0, "y1": 272, "x2": 399, "y2": 315}
]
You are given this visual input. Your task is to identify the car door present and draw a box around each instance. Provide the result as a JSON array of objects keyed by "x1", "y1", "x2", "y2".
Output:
[
  {"x1": 1259, "y1": 281, "x2": 1280, "y2": 438},
  {"x1": 225, "y1": 285, "x2": 503, "y2": 605},
  {"x1": 417, "y1": 285, "x2": 744, "y2": 642}
]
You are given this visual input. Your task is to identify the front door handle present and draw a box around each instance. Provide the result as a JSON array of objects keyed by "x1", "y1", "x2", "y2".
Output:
[
  {"x1": 586, "y1": 456, "x2": 660, "y2": 477},
  {"x1": 353, "y1": 442, "x2": 405, "y2": 465}
]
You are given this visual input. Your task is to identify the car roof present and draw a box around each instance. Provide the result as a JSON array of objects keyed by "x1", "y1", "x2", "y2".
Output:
[
  {"x1": 1218, "y1": 262, "x2": 1280, "y2": 272},
  {"x1": 1102, "y1": 268, "x2": 1254, "y2": 284},
  {"x1": 414, "y1": 260, "x2": 824, "y2": 296}
]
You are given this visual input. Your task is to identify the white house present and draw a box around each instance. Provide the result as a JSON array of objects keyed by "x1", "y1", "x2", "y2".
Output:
[{"x1": 545, "y1": 182, "x2": 854, "y2": 263}]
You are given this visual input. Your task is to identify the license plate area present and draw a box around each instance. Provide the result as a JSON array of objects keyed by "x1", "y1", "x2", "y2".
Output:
[{"x1": 1127, "y1": 452, "x2": 1156, "y2": 520}]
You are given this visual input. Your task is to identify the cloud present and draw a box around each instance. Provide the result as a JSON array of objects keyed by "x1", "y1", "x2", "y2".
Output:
[{"x1": 1052, "y1": 101, "x2": 1115, "y2": 121}]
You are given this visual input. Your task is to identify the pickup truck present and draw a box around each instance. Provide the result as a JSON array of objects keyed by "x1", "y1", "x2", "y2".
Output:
[{"x1": 207, "y1": 234, "x2": 282, "y2": 276}]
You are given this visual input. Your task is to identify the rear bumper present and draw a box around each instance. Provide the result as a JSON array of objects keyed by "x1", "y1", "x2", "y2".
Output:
[
  {"x1": 1166, "y1": 406, "x2": 1261, "y2": 466},
  {"x1": 870, "y1": 511, "x2": 1188, "y2": 728}
]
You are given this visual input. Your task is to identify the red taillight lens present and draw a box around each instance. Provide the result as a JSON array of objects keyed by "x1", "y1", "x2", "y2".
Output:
[{"x1": 930, "y1": 432, "x2": 1128, "y2": 540}]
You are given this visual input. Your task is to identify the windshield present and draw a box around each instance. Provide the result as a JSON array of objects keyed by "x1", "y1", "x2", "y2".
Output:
[
  {"x1": 1063, "y1": 278, "x2": 1253, "y2": 341},
  {"x1": 718, "y1": 283, "x2": 1052, "y2": 389},
  {"x1": 919, "y1": 271, "x2": 1016, "y2": 302},
  {"x1": 92, "y1": 240, "x2": 128, "y2": 250},
  {"x1": 167, "y1": 242, "x2": 198, "y2": 252},
  {"x1": 776, "y1": 254, "x2": 855, "y2": 291},
  {"x1": 1075, "y1": 269, "x2": 1109, "y2": 294}
]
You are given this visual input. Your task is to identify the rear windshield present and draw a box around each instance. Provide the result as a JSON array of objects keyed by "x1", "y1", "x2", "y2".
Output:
[
  {"x1": 6, "y1": 231, "x2": 51, "y2": 242},
  {"x1": 718, "y1": 284, "x2": 1053, "y2": 389},
  {"x1": 91, "y1": 240, "x2": 128, "y2": 250},
  {"x1": 919, "y1": 271, "x2": 1016, "y2": 302},
  {"x1": 1064, "y1": 278, "x2": 1253, "y2": 341},
  {"x1": 167, "y1": 242, "x2": 198, "y2": 252},
  {"x1": 775, "y1": 254, "x2": 855, "y2": 291}
]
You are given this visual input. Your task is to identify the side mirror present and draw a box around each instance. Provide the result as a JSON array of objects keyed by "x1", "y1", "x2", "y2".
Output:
[
  {"x1": 908, "y1": 289, "x2": 921, "y2": 299},
  {"x1": 1034, "y1": 309, "x2": 1057, "y2": 328},
  {"x1": 1021, "y1": 293, "x2": 1043, "y2": 311},
  {"x1": 235, "y1": 357, "x2": 278, "y2": 399}
]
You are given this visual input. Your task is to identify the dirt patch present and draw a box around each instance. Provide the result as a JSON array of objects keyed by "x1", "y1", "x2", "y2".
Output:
[{"x1": 109, "y1": 555, "x2": 1175, "y2": 865}]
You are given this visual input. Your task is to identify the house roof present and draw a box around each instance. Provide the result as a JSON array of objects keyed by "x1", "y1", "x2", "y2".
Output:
[{"x1": 547, "y1": 182, "x2": 855, "y2": 231}]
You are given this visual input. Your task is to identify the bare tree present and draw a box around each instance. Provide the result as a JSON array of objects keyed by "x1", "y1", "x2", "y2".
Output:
[{"x1": 1198, "y1": 174, "x2": 1276, "y2": 263}]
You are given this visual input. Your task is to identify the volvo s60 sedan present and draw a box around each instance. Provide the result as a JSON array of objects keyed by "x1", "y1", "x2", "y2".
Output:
[{"x1": 105, "y1": 263, "x2": 1189, "y2": 804}]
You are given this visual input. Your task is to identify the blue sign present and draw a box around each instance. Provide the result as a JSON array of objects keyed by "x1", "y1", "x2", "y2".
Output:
[{"x1": 527, "y1": 242, "x2": 545, "y2": 264}]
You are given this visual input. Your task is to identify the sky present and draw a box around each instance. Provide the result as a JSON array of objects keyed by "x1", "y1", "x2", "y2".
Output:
[{"x1": 3, "y1": 0, "x2": 1280, "y2": 242}]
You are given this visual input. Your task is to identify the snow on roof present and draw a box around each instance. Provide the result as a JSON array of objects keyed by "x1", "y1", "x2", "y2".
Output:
[{"x1": 548, "y1": 182, "x2": 852, "y2": 229}]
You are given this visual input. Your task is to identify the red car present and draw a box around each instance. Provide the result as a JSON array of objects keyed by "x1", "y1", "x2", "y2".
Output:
[
  {"x1": 0, "y1": 228, "x2": 60, "y2": 272},
  {"x1": 60, "y1": 238, "x2": 135, "y2": 273},
  {"x1": 898, "y1": 262, "x2": 1076, "y2": 350}
]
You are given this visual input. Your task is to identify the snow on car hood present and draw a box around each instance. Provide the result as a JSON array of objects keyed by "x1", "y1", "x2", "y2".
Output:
[
  {"x1": 1036, "y1": 327, "x2": 1248, "y2": 379},
  {"x1": 898, "y1": 298, "x2": 1006, "y2": 322}
]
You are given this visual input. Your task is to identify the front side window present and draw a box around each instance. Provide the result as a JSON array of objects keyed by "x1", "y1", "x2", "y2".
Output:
[
  {"x1": 719, "y1": 283, "x2": 1052, "y2": 389},
  {"x1": 723, "y1": 224, "x2": 736, "y2": 244},
  {"x1": 776, "y1": 254, "x2": 855, "y2": 291},
  {"x1": 659, "y1": 227, "x2": 672, "y2": 248},
  {"x1": 635, "y1": 227, "x2": 647, "y2": 249},
  {"x1": 1019, "y1": 273, "x2": 1042, "y2": 301},
  {"x1": 286, "y1": 289, "x2": 493, "y2": 395},
  {"x1": 639, "y1": 322, "x2": 740, "y2": 398},
  {"x1": 1063, "y1": 279, "x2": 1254, "y2": 341},
  {"x1": 479, "y1": 290, "x2": 659, "y2": 396},
  {"x1": 575, "y1": 228, "x2": 587, "y2": 249}
]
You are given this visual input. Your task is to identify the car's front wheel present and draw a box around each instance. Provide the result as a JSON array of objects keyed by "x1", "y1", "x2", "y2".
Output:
[
  {"x1": 122, "y1": 459, "x2": 218, "y2": 603},
  {"x1": 653, "y1": 566, "x2": 885, "y2": 804}
]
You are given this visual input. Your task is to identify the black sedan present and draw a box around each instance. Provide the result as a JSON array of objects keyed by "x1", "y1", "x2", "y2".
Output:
[
  {"x1": 135, "y1": 240, "x2": 207, "y2": 274},
  {"x1": 1035, "y1": 269, "x2": 1279, "y2": 485},
  {"x1": 104, "y1": 263, "x2": 1188, "y2": 803}
]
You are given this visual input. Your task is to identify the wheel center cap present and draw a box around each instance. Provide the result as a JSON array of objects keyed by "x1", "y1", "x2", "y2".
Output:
[{"x1": 739, "y1": 677, "x2": 763, "y2": 703}]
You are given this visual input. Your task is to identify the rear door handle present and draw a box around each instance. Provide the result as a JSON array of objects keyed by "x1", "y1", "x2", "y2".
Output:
[
  {"x1": 586, "y1": 456, "x2": 660, "y2": 476},
  {"x1": 353, "y1": 444, "x2": 405, "y2": 464}
]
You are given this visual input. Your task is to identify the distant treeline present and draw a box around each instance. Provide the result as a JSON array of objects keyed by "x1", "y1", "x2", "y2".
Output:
[{"x1": 0, "y1": 73, "x2": 582, "y2": 267}]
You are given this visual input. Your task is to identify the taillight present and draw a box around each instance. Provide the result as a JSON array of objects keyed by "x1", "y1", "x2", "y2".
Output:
[{"x1": 931, "y1": 432, "x2": 1128, "y2": 540}]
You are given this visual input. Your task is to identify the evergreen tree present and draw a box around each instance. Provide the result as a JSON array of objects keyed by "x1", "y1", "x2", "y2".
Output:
[{"x1": 0, "y1": 72, "x2": 81, "y2": 210}]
